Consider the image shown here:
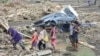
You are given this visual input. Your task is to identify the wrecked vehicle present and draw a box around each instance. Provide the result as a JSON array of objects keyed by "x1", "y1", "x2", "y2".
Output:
[{"x1": 33, "y1": 5, "x2": 78, "y2": 27}]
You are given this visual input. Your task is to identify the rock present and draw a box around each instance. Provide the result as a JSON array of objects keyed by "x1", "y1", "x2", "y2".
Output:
[
  {"x1": 0, "y1": 53, "x2": 6, "y2": 56},
  {"x1": 37, "y1": 50, "x2": 52, "y2": 56}
]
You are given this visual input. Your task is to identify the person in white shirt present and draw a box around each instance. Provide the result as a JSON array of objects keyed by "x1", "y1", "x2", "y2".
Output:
[{"x1": 38, "y1": 26, "x2": 47, "y2": 50}]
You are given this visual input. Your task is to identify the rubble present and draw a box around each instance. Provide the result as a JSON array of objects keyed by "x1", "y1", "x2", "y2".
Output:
[
  {"x1": 37, "y1": 50, "x2": 52, "y2": 56},
  {"x1": 0, "y1": 0, "x2": 100, "y2": 56},
  {"x1": 0, "y1": 1, "x2": 62, "y2": 21}
]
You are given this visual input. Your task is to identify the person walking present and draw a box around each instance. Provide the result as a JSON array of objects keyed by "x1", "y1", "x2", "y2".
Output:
[
  {"x1": 50, "y1": 24, "x2": 56, "y2": 50},
  {"x1": 30, "y1": 28, "x2": 38, "y2": 50},
  {"x1": 38, "y1": 25, "x2": 47, "y2": 50},
  {"x1": 69, "y1": 23, "x2": 74, "y2": 47},
  {"x1": 69, "y1": 21, "x2": 81, "y2": 51},
  {"x1": 8, "y1": 27, "x2": 26, "y2": 50}
]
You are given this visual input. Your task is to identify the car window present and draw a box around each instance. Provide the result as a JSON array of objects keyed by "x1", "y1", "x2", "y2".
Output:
[
  {"x1": 54, "y1": 13, "x2": 61, "y2": 17},
  {"x1": 64, "y1": 8, "x2": 75, "y2": 17},
  {"x1": 54, "y1": 13, "x2": 66, "y2": 17}
]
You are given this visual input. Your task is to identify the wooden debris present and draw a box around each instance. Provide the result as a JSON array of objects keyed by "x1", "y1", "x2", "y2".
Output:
[
  {"x1": 0, "y1": 18, "x2": 9, "y2": 30},
  {"x1": 79, "y1": 41, "x2": 96, "y2": 49},
  {"x1": 0, "y1": 18, "x2": 31, "y2": 39},
  {"x1": 18, "y1": 32, "x2": 31, "y2": 38}
]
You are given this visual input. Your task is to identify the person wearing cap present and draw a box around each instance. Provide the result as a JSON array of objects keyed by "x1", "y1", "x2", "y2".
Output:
[{"x1": 30, "y1": 28, "x2": 38, "y2": 50}]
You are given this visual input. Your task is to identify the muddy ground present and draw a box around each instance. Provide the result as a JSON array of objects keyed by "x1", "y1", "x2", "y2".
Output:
[{"x1": 0, "y1": 0, "x2": 100, "y2": 56}]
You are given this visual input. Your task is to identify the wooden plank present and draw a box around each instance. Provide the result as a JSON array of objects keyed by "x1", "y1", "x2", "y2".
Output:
[
  {"x1": 0, "y1": 18, "x2": 9, "y2": 30},
  {"x1": 79, "y1": 41, "x2": 96, "y2": 49},
  {"x1": 18, "y1": 32, "x2": 31, "y2": 38}
]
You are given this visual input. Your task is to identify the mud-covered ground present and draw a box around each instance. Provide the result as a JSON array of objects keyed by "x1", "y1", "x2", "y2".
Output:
[{"x1": 0, "y1": 0, "x2": 100, "y2": 56}]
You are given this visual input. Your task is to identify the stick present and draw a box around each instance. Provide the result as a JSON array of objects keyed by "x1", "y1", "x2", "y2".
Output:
[{"x1": 18, "y1": 32, "x2": 31, "y2": 38}]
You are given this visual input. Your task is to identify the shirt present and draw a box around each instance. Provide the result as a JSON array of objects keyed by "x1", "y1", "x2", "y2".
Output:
[
  {"x1": 38, "y1": 29, "x2": 46, "y2": 40},
  {"x1": 69, "y1": 25, "x2": 73, "y2": 35},
  {"x1": 50, "y1": 27, "x2": 56, "y2": 39},
  {"x1": 8, "y1": 27, "x2": 22, "y2": 42},
  {"x1": 31, "y1": 32, "x2": 38, "y2": 42}
]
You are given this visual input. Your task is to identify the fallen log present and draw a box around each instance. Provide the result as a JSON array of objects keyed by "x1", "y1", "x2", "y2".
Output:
[{"x1": 79, "y1": 41, "x2": 96, "y2": 49}]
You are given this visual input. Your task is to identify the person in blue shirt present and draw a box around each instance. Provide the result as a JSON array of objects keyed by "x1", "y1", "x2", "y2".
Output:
[{"x1": 8, "y1": 27, "x2": 26, "y2": 50}]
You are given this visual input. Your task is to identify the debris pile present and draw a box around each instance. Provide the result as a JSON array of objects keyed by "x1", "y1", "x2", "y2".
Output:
[
  {"x1": 0, "y1": 0, "x2": 100, "y2": 56},
  {"x1": 0, "y1": 1, "x2": 62, "y2": 21}
]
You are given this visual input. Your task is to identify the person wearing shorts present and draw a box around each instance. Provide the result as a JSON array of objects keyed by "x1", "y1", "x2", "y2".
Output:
[
  {"x1": 8, "y1": 27, "x2": 26, "y2": 50},
  {"x1": 30, "y1": 28, "x2": 38, "y2": 50},
  {"x1": 38, "y1": 26, "x2": 47, "y2": 50},
  {"x1": 70, "y1": 21, "x2": 81, "y2": 51},
  {"x1": 50, "y1": 24, "x2": 56, "y2": 50}
]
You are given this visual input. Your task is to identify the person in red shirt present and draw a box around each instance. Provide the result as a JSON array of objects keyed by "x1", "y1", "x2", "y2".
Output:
[
  {"x1": 50, "y1": 24, "x2": 56, "y2": 50},
  {"x1": 30, "y1": 28, "x2": 38, "y2": 50}
]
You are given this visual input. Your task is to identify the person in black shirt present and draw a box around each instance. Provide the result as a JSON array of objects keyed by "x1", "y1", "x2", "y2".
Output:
[{"x1": 70, "y1": 21, "x2": 81, "y2": 51}]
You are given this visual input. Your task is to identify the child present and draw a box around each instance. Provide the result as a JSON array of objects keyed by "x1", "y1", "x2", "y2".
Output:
[
  {"x1": 38, "y1": 25, "x2": 47, "y2": 50},
  {"x1": 50, "y1": 24, "x2": 56, "y2": 50},
  {"x1": 30, "y1": 28, "x2": 38, "y2": 50}
]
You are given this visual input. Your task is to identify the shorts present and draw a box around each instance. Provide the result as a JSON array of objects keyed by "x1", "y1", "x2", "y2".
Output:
[
  {"x1": 32, "y1": 41, "x2": 37, "y2": 46},
  {"x1": 51, "y1": 38, "x2": 56, "y2": 46},
  {"x1": 69, "y1": 34, "x2": 78, "y2": 43}
]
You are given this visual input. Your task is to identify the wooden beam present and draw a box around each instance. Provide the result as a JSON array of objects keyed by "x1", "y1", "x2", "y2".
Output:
[
  {"x1": 79, "y1": 41, "x2": 96, "y2": 49},
  {"x1": 18, "y1": 32, "x2": 31, "y2": 38},
  {"x1": 0, "y1": 18, "x2": 9, "y2": 30}
]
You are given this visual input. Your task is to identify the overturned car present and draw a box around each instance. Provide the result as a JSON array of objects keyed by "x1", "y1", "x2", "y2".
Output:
[{"x1": 33, "y1": 5, "x2": 78, "y2": 26}]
